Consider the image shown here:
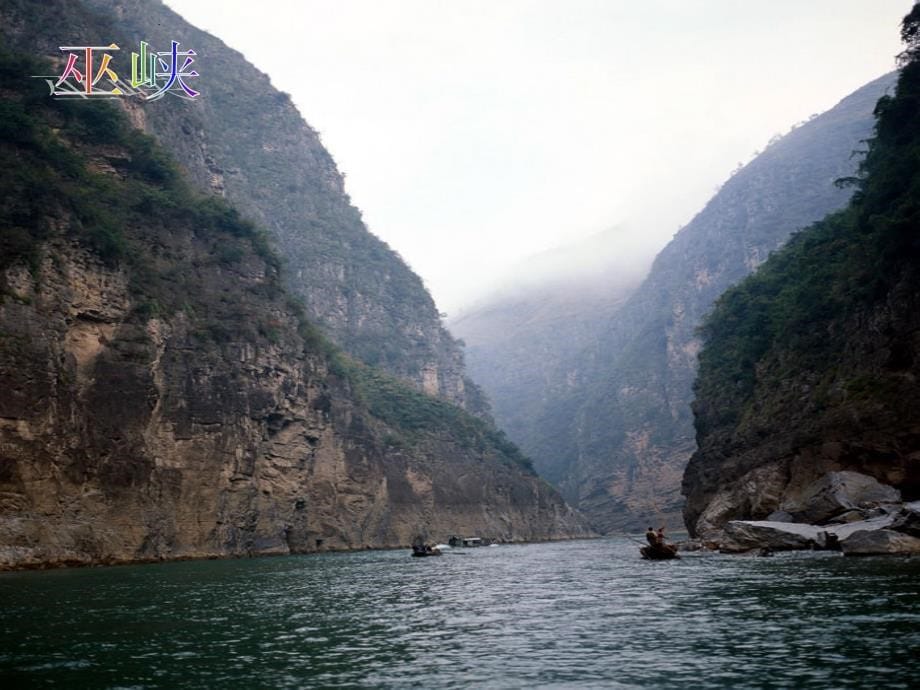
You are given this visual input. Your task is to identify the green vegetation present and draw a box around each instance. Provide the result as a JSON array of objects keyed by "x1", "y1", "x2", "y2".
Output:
[
  {"x1": 0, "y1": 47, "x2": 535, "y2": 472},
  {"x1": 0, "y1": 51, "x2": 277, "y2": 306},
  {"x1": 343, "y1": 359, "x2": 534, "y2": 472},
  {"x1": 694, "y1": 6, "x2": 920, "y2": 436},
  {"x1": 454, "y1": 63, "x2": 889, "y2": 528},
  {"x1": 2, "y1": 0, "x2": 484, "y2": 412}
]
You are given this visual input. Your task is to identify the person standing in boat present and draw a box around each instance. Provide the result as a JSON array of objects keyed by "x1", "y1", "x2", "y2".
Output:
[
  {"x1": 646, "y1": 527, "x2": 658, "y2": 547},
  {"x1": 656, "y1": 527, "x2": 667, "y2": 546}
]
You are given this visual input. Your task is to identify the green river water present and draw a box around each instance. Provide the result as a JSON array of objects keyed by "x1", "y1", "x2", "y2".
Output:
[{"x1": 1, "y1": 538, "x2": 918, "y2": 688}]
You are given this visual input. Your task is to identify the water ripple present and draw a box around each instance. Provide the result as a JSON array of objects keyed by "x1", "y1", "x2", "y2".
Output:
[{"x1": 0, "y1": 539, "x2": 918, "y2": 688}]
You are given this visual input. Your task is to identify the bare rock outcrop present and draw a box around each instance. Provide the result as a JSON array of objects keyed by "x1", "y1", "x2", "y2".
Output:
[
  {"x1": 888, "y1": 501, "x2": 920, "y2": 537},
  {"x1": 717, "y1": 515, "x2": 895, "y2": 553},
  {"x1": 707, "y1": 501, "x2": 920, "y2": 556},
  {"x1": 839, "y1": 529, "x2": 920, "y2": 556},
  {"x1": 780, "y1": 471, "x2": 901, "y2": 524},
  {"x1": 0, "y1": 240, "x2": 588, "y2": 571}
]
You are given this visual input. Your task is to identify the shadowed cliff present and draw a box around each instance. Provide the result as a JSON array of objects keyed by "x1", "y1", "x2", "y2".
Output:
[{"x1": 684, "y1": 12, "x2": 920, "y2": 536}]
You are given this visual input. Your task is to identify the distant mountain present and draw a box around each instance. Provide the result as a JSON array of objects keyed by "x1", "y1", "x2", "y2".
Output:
[
  {"x1": 450, "y1": 226, "x2": 650, "y2": 484},
  {"x1": 461, "y1": 225, "x2": 656, "y2": 304},
  {"x1": 457, "y1": 72, "x2": 897, "y2": 532},
  {"x1": 684, "y1": 33, "x2": 920, "y2": 535}
]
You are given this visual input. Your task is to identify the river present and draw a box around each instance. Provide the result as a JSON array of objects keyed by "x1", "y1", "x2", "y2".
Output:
[{"x1": 1, "y1": 538, "x2": 917, "y2": 688}]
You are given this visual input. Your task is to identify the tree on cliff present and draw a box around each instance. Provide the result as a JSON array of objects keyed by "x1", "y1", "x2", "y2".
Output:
[
  {"x1": 684, "y1": 7, "x2": 920, "y2": 535},
  {"x1": 898, "y1": 3, "x2": 920, "y2": 66}
]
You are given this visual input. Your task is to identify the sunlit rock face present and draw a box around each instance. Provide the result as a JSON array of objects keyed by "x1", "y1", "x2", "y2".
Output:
[
  {"x1": 0, "y1": 233, "x2": 587, "y2": 571},
  {"x1": 0, "y1": 7, "x2": 590, "y2": 569}
]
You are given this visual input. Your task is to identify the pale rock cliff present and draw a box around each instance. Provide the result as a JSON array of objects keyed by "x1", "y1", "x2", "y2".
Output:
[{"x1": 0, "y1": 242, "x2": 584, "y2": 570}]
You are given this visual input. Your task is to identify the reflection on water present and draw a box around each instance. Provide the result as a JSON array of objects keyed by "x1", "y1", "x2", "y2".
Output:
[{"x1": 1, "y1": 538, "x2": 918, "y2": 688}]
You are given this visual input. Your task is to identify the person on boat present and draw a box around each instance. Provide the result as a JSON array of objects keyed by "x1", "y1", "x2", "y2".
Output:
[{"x1": 640, "y1": 524, "x2": 680, "y2": 560}]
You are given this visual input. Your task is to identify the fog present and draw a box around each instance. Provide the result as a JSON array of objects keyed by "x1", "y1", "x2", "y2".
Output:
[
  {"x1": 452, "y1": 223, "x2": 656, "y2": 318},
  {"x1": 165, "y1": 0, "x2": 908, "y2": 314}
]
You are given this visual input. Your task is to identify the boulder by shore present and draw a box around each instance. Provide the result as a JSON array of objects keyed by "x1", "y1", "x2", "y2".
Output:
[
  {"x1": 690, "y1": 470, "x2": 919, "y2": 556},
  {"x1": 704, "y1": 502, "x2": 920, "y2": 555},
  {"x1": 839, "y1": 528, "x2": 920, "y2": 556},
  {"x1": 716, "y1": 514, "x2": 895, "y2": 553}
]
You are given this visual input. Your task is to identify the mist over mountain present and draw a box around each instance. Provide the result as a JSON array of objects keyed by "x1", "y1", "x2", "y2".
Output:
[
  {"x1": 2, "y1": 2, "x2": 919, "y2": 686},
  {"x1": 451, "y1": 226, "x2": 653, "y2": 483},
  {"x1": 0, "y1": 0, "x2": 909, "y2": 557},
  {"x1": 455, "y1": 72, "x2": 897, "y2": 531},
  {"x1": 454, "y1": 224, "x2": 657, "y2": 315}
]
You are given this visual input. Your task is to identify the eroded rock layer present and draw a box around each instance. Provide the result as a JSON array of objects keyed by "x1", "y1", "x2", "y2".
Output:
[{"x1": 0, "y1": 53, "x2": 588, "y2": 571}]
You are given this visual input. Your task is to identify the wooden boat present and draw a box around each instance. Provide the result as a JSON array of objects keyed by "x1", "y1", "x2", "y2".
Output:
[
  {"x1": 411, "y1": 545, "x2": 442, "y2": 557},
  {"x1": 640, "y1": 543, "x2": 680, "y2": 560}
]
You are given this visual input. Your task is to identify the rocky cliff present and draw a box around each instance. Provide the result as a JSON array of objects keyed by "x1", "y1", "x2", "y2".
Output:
[
  {"x1": 0, "y1": 51, "x2": 588, "y2": 570},
  {"x1": 0, "y1": 0, "x2": 484, "y2": 412},
  {"x1": 451, "y1": 72, "x2": 896, "y2": 532},
  {"x1": 683, "y1": 12, "x2": 920, "y2": 537}
]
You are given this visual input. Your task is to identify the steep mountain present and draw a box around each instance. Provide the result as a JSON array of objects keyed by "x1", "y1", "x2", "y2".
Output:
[
  {"x1": 0, "y1": 46, "x2": 588, "y2": 569},
  {"x1": 458, "y1": 72, "x2": 896, "y2": 532},
  {"x1": 450, "y1": 227, "x2": 650, "y2": 485},
  {"x1": 0, "y1": 0, "x2": 484, "y2": 412},
  {"x1": 683, "y1": 12, "x2": 920, "y2": 537}
]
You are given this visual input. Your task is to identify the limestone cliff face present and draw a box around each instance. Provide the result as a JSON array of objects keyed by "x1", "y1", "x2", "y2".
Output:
[
  {"x1": 0, "y1": 0, "x2": 482, "y2": 412},
  {"x1": 683, "y1": 51, "x2": 920, "y2": 537},
  {"x1": 0, "y1": 54, "x2": 587, "y2": 570},
  {"x1": 0, "y1": 243, "x2": 583, "y2": 570}
]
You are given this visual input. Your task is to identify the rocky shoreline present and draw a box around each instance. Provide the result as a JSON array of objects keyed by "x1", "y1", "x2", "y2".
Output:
[
  {"x1": 684, "y1": 472, "x2": 920, "y2": 556},
  {"x1": 0, "y1": 534, "x2": 599, "y2": 573}
]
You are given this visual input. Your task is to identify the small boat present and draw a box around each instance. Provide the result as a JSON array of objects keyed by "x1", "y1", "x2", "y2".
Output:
[
  {"x1": 640, "y1": 543, "x2": 680, "y2": 560},
  {"x1": 411, "y1": 544, "x2": 442, "y2": 557}
]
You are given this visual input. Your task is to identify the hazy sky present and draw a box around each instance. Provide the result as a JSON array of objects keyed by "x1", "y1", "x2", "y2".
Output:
[{"x1": 165, "y1": 0, "x2": 907, "y2": 313}]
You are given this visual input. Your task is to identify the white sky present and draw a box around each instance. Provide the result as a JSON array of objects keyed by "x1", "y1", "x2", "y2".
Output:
[{"x1": 165, "y1": 0, "x2": 908, "y2": 313}]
